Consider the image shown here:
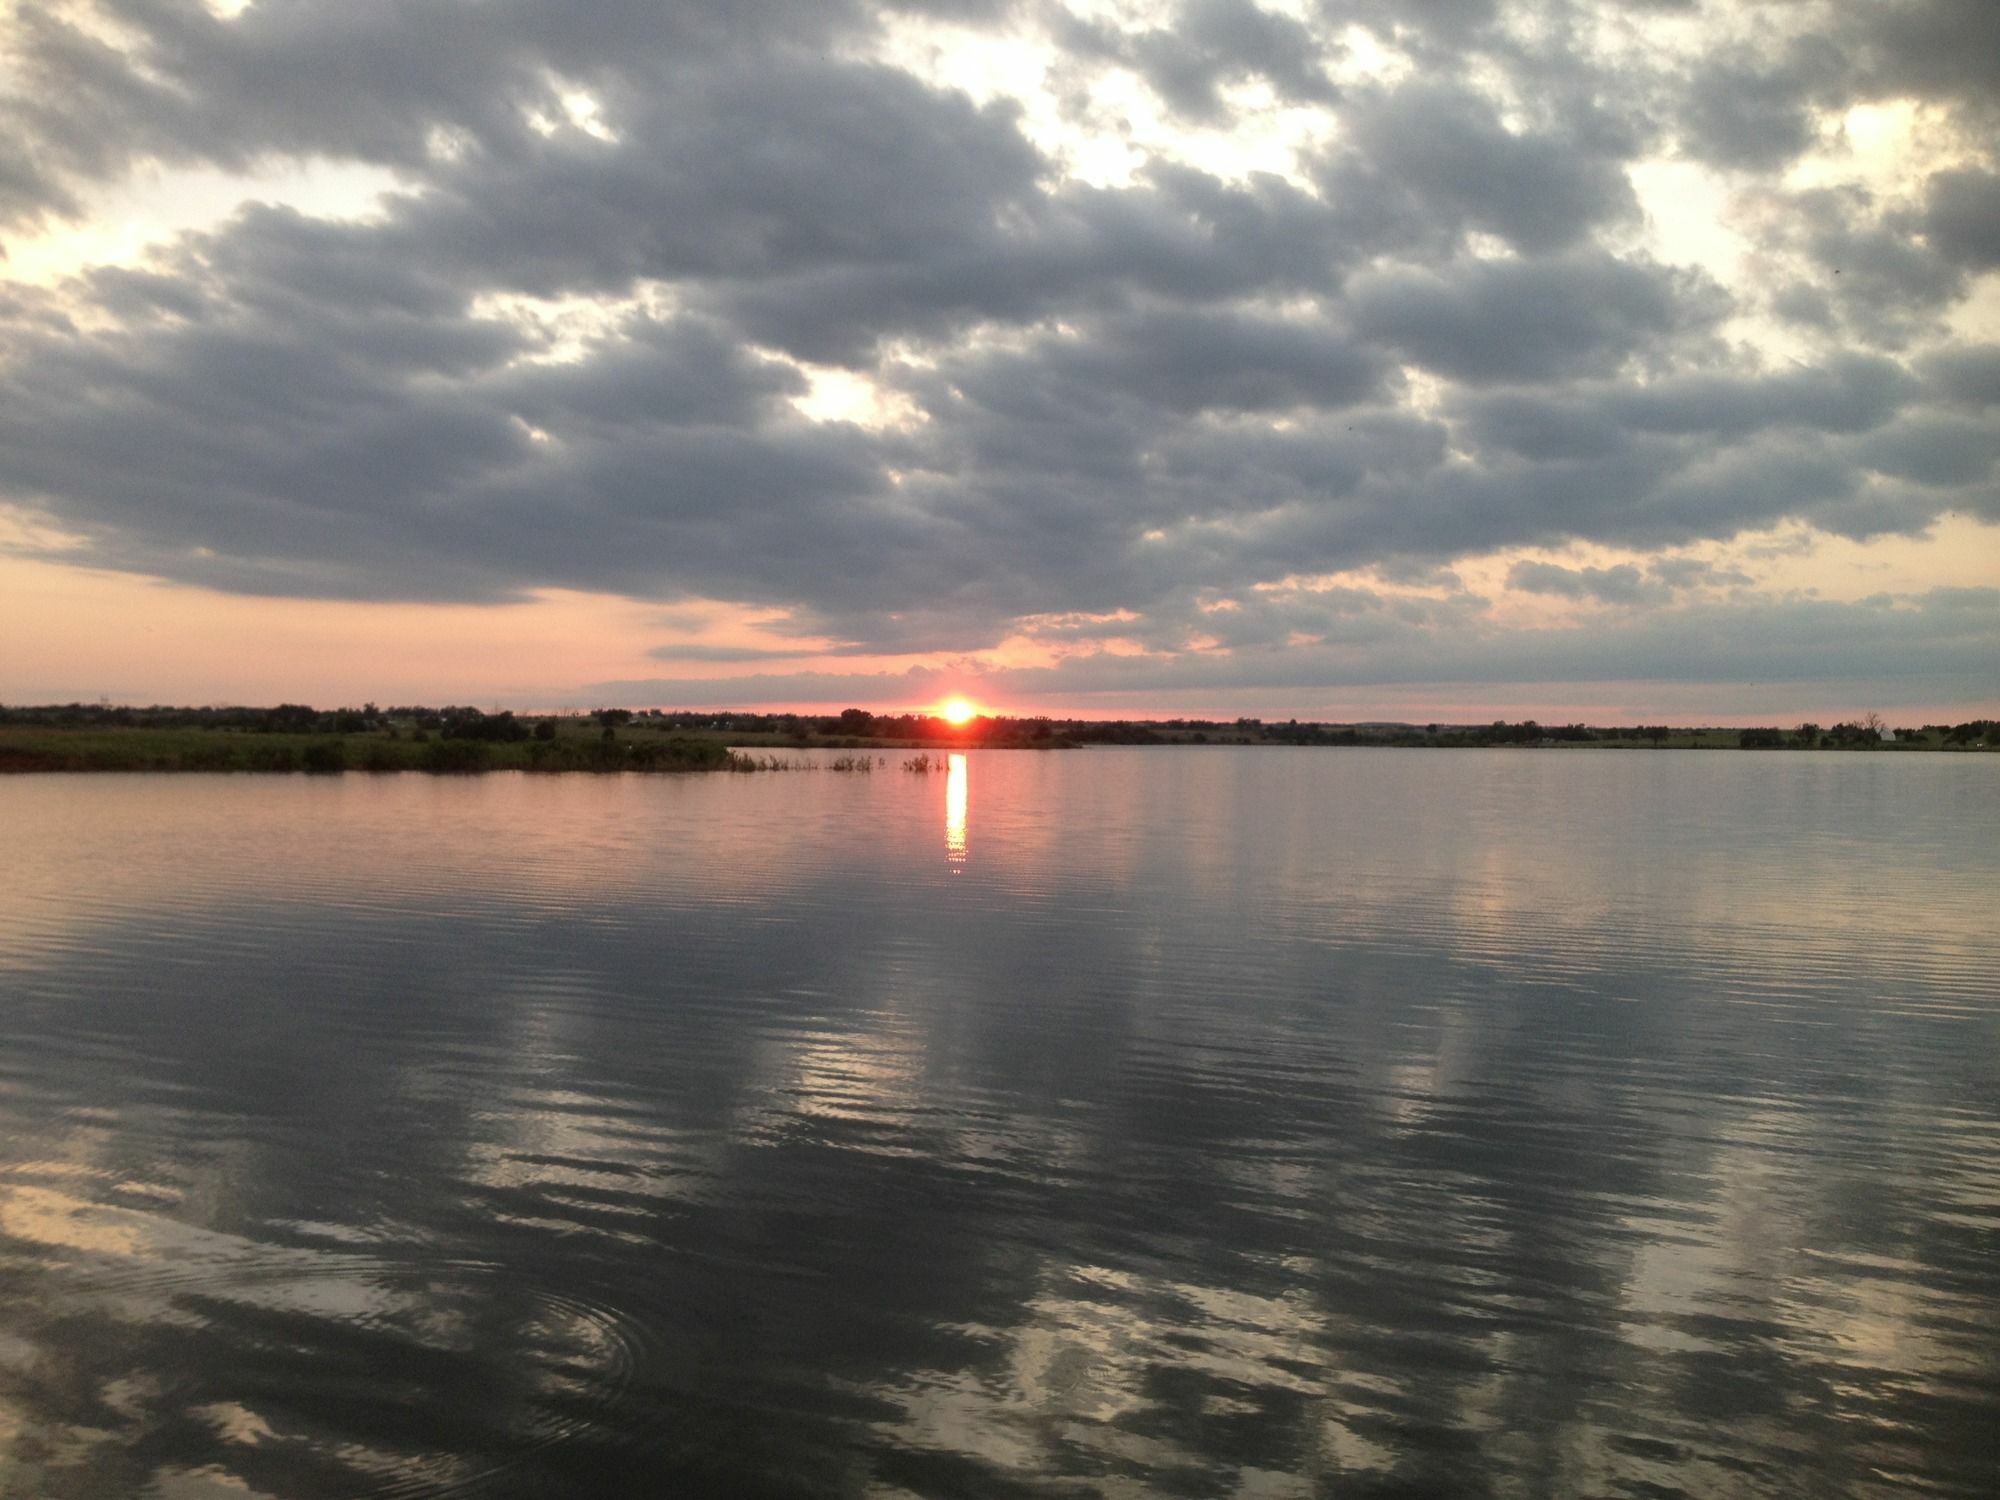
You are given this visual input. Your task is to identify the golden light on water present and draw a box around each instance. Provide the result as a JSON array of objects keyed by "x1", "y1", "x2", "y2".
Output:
[
  {"x1": 945, "y1": 753, "x2": 968, "y2": 866},
  {"x1": 939, "y1": 697, "x2": 978, "y2": 725}
]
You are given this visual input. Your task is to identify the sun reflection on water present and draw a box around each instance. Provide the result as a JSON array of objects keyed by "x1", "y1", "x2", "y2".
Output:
[{"x1": 945, "y1": 753, "x2": 968, "y2": 866}]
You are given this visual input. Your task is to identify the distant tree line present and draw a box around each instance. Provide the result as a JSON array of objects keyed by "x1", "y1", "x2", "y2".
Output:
[
  {"x1": 0, "y1": 701, "x2": 532, "y2": 741},
  {"x1": 5, "y1": 702, "x2": 1995, "y2": 752},
  {"x1": 1736, "y1": 717, "x2": 1998, "y2": 749}
]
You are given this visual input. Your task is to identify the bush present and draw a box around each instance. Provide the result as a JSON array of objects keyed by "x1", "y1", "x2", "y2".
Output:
[
  {"x1": 442, "y1": 708, "x2": 529, "y2": 742},
  {"x1": 302, "y1": 741, "x2": 347, "y2": 774},
  {"x1": 421, "y1": 739, "x2": 491, "y2": 773},
  {"x1": 175, "y1": 742, "x2": 237, "y2": 771}
]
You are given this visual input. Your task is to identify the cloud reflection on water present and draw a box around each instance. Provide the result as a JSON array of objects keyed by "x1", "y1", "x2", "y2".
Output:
[{"x1": 0, "y1": 755, "x2": 1995, "y2": 1497}]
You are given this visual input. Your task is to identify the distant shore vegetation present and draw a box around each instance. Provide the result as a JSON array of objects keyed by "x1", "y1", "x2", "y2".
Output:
[{"x1": 0, "y1": 702, "x2": 1993, "y2": 774}]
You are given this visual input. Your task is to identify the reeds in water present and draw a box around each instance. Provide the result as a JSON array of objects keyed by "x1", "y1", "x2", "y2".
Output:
[{"x1": 727, "y1": 753, "x2": 888, "y2": 772}]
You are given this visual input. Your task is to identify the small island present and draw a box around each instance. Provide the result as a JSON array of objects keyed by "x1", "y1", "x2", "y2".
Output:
[{"x1": 1, "y1": 702, "x2": 1994, "y2": 774}]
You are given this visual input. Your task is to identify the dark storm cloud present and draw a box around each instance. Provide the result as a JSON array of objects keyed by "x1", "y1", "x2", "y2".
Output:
[{"x1": 0, "y1": 0, "x2": 1995, "y2": 699}]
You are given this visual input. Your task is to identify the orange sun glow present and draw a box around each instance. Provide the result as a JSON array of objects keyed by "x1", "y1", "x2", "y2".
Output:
[{"x1": 939, "y1": 696, "x2": 978, "y2": 725}]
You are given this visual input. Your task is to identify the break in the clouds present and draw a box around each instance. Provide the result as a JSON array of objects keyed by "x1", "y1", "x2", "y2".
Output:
[{"x1": 0, "y1": 0, "x2": 1996, "y2": 714}]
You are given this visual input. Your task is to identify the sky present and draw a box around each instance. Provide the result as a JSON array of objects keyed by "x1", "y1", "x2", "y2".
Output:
[{"x1": 1, "y1": 0, "x2": 1996, "y2": 724}]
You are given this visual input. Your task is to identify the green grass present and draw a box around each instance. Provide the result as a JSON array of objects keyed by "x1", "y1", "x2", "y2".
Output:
[
  {"x1": 3, "y1": 720, "x2": 1982, "y2": 773},
  {"x1": 0, "y1": 725, "x2": 741, "y2": 774}
]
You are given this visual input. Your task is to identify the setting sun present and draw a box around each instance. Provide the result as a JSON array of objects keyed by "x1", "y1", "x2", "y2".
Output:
[{"x1": 939, "y1": 696, "x2": 978, "y2": 725}]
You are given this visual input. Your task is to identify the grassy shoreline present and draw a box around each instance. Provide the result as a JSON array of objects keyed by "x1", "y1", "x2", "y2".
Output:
[
  {"x1": 0, "y1": 725, "x2": 744, "y2": 775},
  {"x1": 2, "y1": 716, "x2": 1991, "y2": 773}
]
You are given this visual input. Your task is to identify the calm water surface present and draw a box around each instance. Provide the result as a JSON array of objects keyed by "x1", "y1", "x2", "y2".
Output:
[{"x1": 1, "y1": 751, "x2": 1996, "y2": 1498}]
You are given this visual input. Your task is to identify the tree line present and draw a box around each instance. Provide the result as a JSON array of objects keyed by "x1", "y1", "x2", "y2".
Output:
[{"x1": 5, "y1": 702, "x2": 1994, "y2": 750}]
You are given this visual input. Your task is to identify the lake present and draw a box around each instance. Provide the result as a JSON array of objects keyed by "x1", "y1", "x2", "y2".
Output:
[{"x1": 1, "y1": 751, "x2": 1996, "y2": 1498}]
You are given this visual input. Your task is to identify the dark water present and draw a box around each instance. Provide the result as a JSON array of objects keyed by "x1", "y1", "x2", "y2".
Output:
[{"x1": 2, "y1": 751, "x2": 1996, "y2": 1499}]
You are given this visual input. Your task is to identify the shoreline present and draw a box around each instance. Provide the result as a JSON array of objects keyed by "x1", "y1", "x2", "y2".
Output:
[
  {"x1": 3, "y1": 727, "x2": 1991, "y2": 775},
  {"x1": 3, "y1": 706, "x2": 1993, "y2": 773}
]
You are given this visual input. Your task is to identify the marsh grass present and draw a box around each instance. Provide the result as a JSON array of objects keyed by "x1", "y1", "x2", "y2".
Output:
[
  {"x1": 727, "y1": 753, "x2": 887, "y2": 772},
  {"x1": 0, "y1": 725, "x2": 740, "y2": 775}
]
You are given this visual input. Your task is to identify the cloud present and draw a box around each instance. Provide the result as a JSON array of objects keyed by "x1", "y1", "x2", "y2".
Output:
[
  {"x1": 1321, "y1": 81, "x2": 1638, "y2": 255},
  {"x1": 1458, "y1": 355, "x2": 1916, "y2": 463},
  {"x1": 1506, "y1": 560, "x2": 1665, "y2": 605},
  {"x1": 596, "y1": 588, "x2": 2000, "y2": 705},
  {"x1": 1854, "y1": 414, "x2": 2000, "y2": 489},
  {"x1": 0, "y1": 0, "x2": 890, "y2": 228},
  {"x1": 1778, "y1": 188, "x2": 1965, "y2": 349},
  {"x1": 1348, "y1": 252, "x2": 1726, "y2": 384},
  {"x1": 1924, "y1": 169, "x2": 2000, "y2": 269},
  {"x1": 1921, "y1": 343, "x2": 2000, "y2": 405},
  {"x1": 643, "y1": 642, "x2": 831, "y2": 663},
  {"x1": 589, "y1": 665, "x2": 960, "y2": 707},
  {"x1": 0, "y1": 0, "x2": 1994, "y2": 709},
  {"x1": 1675, "y1": 30, "x2": 1851, "y2": 172},
  {"x1": 987, "y1": 587, "x2": 2000, "y2": 693},
  {"x1": 1054, "y1": 0, "x2": 1339, "y2": 123},
  {"x1": 1855, "y1": 0, "x2": 2000, "y2": 119},
  {"x1": 1647, "y1": 556, "x2": 1751, "y2": 591}
]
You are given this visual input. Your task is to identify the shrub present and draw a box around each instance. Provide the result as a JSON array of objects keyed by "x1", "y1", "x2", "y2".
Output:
[
  {"x1": 176, "y1": 742, "x2": 237, "y2": 771},
  {"x1": 421, "y1": 739, "x2": 490, "y2": 773},
  {"x1": 302, "y1": 741, "x2": 347, "y2": 774}
]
